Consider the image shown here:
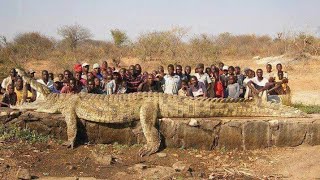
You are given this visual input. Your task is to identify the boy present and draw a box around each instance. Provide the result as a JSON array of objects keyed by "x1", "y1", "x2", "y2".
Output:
[
  {"x1": 1, "y1": 84, "x2": 17, "y2": 107},
  {"x1": 226, "y1": 75, "x2": 240, "y2": 99}
]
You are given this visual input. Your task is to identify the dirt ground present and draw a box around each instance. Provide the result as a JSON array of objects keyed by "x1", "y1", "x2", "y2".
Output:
[{"x1": 1, "y1": 140, "x2": 320, "y2": 179}]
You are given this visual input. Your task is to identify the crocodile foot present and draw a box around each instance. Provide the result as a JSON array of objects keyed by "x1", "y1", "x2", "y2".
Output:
[
  {"x1": 138, "y1": 143, "x2": 159, "y2": 157},
  {"x1": 62, "y1": 141, "x2": 75, "y2": 149}
]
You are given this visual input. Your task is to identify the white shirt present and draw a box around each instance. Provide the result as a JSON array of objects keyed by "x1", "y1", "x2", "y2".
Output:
[
  {"x1": 194, "y1": 73, "x2": 212, "y2": 85},
  {"x1": 264, "y1": 72, "x2": 275, "y2": 80},
  {"x1": 1, "y1": 76, "x2": 14, "y2": 90},
  {"x1": 163, "y1": 74, "x2": 181, "y2": 95},
  {"x1": 36, "y1": 79, "x2": 55, "y2": 100},
  {"x1": 251, "y1": 77, "x2": 268, "y2": 87}
]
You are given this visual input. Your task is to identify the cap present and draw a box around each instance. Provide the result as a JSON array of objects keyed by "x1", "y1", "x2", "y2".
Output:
[
  {"x1": 93, "y1": 63, "x2": 100, "y2": 69},
  {"x1": 82, "y1": 63, "x2": 89, "y2": 67},
  {"x1": 244, "y1": 67, "x2": 250, "y2": 71},
  {"x1": 74, "y1": 64, "x2": 82, "y2": 73},
  {"x1": 29, "y1": 69, "x2": 35, "y2": 74},
  {"x1": 222, "y1": 65, "x2": 229, "y2": 70}
]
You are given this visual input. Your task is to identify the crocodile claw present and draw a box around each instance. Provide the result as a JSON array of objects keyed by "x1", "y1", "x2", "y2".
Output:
[
  {"x1": 63, "y1": 141, "x2": 75, "y2": 149},
  {"x1": 138, "y1": 144, "x2": 159, "y2": 157}
]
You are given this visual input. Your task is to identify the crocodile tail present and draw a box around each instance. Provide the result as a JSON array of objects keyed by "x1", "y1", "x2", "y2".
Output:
[{"x1": 16, "y1": 69, "x2": 51, "y2": 98}]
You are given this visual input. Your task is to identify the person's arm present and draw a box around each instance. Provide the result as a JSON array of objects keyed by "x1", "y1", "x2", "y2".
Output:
[
  {"x1": 235, "y1": 84, "x2": 240, "y2": 98},
  {"x1": 201, "y1": 83, "x2": 208, "y2": 97}
]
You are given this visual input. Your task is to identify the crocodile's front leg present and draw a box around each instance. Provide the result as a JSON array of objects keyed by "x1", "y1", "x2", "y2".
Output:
[
  {"x1": 139, "y1": 101, "x2": 161, "y2": 157},
  {"x1": 61, "y1": 98, "x2": 78, "y2": 149}
]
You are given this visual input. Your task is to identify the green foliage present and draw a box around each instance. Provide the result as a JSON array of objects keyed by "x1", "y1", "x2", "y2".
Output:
[
  {"x1": 0, "y1": 124, "x2": 50, "y2": 143},
  {"x1": 293, "y1": 104, "x2": 320, "y2": 114},
  {"x1": 110, "y1": 29, "x2": 128, "y2": 47}
]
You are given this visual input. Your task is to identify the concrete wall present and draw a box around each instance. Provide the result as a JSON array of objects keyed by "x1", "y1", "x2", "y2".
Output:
[{"x1": 1, "y1": 108, "x2": 320, "y2": 150}]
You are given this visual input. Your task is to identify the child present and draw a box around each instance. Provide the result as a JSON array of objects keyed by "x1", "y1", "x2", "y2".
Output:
[
  {"x1": 178, "y1": 80, "x2": 189, "y2": 96},
  {"x1": 103, "y1": 74, "x2": 116, "y2": 95},
  {"x1": 1, "y1": 84, "x2": 17, "y2": 107},
  {"x1": 226, "y1": 75, "x2": 240, "y2": 99}
]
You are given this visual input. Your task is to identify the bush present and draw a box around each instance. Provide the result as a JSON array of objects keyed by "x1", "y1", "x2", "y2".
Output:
[{"x1": 13, "y1": 32, "x2": 54, "y2": 60}]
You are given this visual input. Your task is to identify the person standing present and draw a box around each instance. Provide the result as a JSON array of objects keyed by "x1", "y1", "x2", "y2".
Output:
[{"x1": 163, "y1": 64, "x2": 181, "y2": 95}]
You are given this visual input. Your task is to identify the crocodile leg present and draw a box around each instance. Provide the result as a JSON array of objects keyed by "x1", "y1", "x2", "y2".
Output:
[
  {"x1": 139, "y1": 101, "x2": 161, "y2": 157},
  {"x1": 62, "y1": 103, "x2": 78, "y2": 149}
]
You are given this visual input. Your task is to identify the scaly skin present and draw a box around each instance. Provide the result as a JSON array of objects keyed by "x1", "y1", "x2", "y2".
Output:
[{"x1": 13, "y1": 69, "x2": 306, "y2": 156}]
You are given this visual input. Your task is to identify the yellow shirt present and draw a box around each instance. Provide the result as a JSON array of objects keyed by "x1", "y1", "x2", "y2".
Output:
[{"x1": 15, "y1": 88, "x2": 32, "y2": 105}]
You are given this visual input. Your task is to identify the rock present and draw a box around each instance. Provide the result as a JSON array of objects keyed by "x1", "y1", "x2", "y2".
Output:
[
  {"x1": 172, "y1": 161, "x2": 191, "y2": 172},
  {"x1": 16, "y1": 168, "x2": 31, "y2": 180},
  {"x1": 243, "y1": 121, "x2": 269, "y2": 149},
  {"x1": 91, "y1": 151, "x2": 113, "y2": 165},
  {"x1": 132, "y1": 163, "x2": 148, "y2": 171},
  {"x1": 141, "y1": 166, "x2": 176, "y2": 179},
  {"x1": 156, "y1": 152, "x2": 167, "y2": 158},
  {"x1": 188, "y1": 118, "x2": 199, "y2": 127},
  {"x1": 218, "y1": 124, "x2": 243, "y2": 150},
  {"x1": 195, "y1": 154, "x2": 202, "y2": 158},
  {"x1": 66, "y1": 165, "x2": 76, "y2": 170}
]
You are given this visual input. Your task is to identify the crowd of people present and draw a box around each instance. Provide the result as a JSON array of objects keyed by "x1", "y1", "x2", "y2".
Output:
[{"x1": 0, "y1": 60, "x2": 289, "y2": 107}]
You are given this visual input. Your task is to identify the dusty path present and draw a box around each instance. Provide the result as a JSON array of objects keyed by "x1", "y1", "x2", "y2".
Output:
[{"x1": 253, "y1": 145, "x2": 320, "y2": 179}]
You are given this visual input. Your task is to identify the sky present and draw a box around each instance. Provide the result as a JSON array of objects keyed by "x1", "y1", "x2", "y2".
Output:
[{"x1": 0, "y1": 0, "x2": 319, "y2": 41}]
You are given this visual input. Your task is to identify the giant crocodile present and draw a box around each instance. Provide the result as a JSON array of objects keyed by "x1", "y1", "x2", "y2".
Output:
[{"x1": 13, "y1": 69, "x2": 306, "y2": 156}]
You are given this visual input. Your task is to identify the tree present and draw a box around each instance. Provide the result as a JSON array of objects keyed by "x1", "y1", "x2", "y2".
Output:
[
  {"x1": 110, "y1": 29, "x2": 128, "y2": 47},
  {"x1": 57, "y1": 24, "x2": 92, "y2": 50},
  {"x1": 13, "y1": 32, "x2": 54, "y2": 59}
]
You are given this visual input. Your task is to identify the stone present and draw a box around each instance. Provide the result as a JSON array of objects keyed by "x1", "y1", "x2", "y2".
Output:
[
  {"x1": 91, "y1": 152, "x2": 113, "y2": 165},
  {"x1": 199, "y1": 119, "x2": 221, "y2": 131},
  {"x1": 218, "y1": 124, "x2": 243, "y2": 150},
  {"x1": 157, "y1": 152, "x2": 167, "y2": 158},
  {"x1": 141, "y1": 166, "x2": 176, "y2": 179},
  {"x1": 172, "y1": 161, "x2": 191, "y2": 172},
  {"x1": 131, "y1": 163, "x2": 148, "y2": 171},
  {"x1": 159, "y1": 118, "x2": 180, "y2": 148},
  {"x1": 26, "y1": 121, "x2": 51, "y2": 136},
  {"x1": 177, "y1": 124, "x2": 214, "y2": 150},
  {"x1": 16, "y1": 168, "x2": 31, "y2": 180},
  {"x1": 274, "y1": 121, "x2": 308, "y2": 147},
  {"x1": 243, "y1": 121, "x2": 269, "y2": 149},
  {"x1": 97, "y1": 123, "x2": 137, "y2": 145},
  {"x1": 307, "y1": 120, "x2": 320, "y2": 146},
  {"x1": 188, "y1": 118, "x2": 199, "y2": 127}
]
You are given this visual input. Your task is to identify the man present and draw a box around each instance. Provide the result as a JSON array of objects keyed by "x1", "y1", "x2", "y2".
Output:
[
  {"x1": 92, "y1": 63, "x2": 103, "y2": 80},
  {"x1": 138, "y1": 74, "x2": 161, "y2": 92},
  {"x1": 15, "y1": 77, "x2": 33, "y2": 105},
  {"x1": 264, "y1": 64, "x2": 275, "y2": 80},
  {"x1": 81, "y1": 80, "x2": 103, "y2": 94},
  {"x1": 220, "y1": 65, "x2": 229, "y2": 97},
  {"x1": 184, "y1": 65, "x2": 192, "y2": 82},
  {"x1": 63, "y1": 70, "x2": 73, "y2": 82},
  {"x1": 218, "y1": 62, "x2": 225, "y2": 75},
  {"x1": 247, "y1": 69, "x2": 269, "y2": 97},
  {"x1": 1, "y1": 68, "x2": 17, "y2": 94},
  {"x1": 127, "y1": 64, "x2": 143, "y2": 93},
  {"x1": 175, "y1": 65, "x2": 188, "y2": 81},
  {"x1": 101, "y1": 61, "x2": 108, "y2": 71},
  {"x1": 28, "y1": 69, "x2": 36, "y2": 79},
  {"x1": 163, "y1": 64, "x2": 181, "y2": 95},
  {"x1": 37, "y1": 70, "x2": 58, "y2": 100},
  {"x1": 188, "y1": 76, "x2": 207, "y2": 97},
  {"x1": 194, "y1": 63, "x2": 212, "y2": 90},
  {"x1": 61, "y1": 78, "x2": 81, "y2": 94},
  {"x1": 235, "y1": 66, "x2": 245, "y2": 97},
  {"x1": 81, "y1": 63, "x2": 90, "y2": 80}
]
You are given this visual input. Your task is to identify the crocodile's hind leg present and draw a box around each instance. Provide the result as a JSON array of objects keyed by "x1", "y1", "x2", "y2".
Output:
[
  {"x1": 61, "y1": 101, "x2": 78, "y2": 149},
  {"x1": 139, "y1": 101, "x2": 161, "y2": 157}
]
